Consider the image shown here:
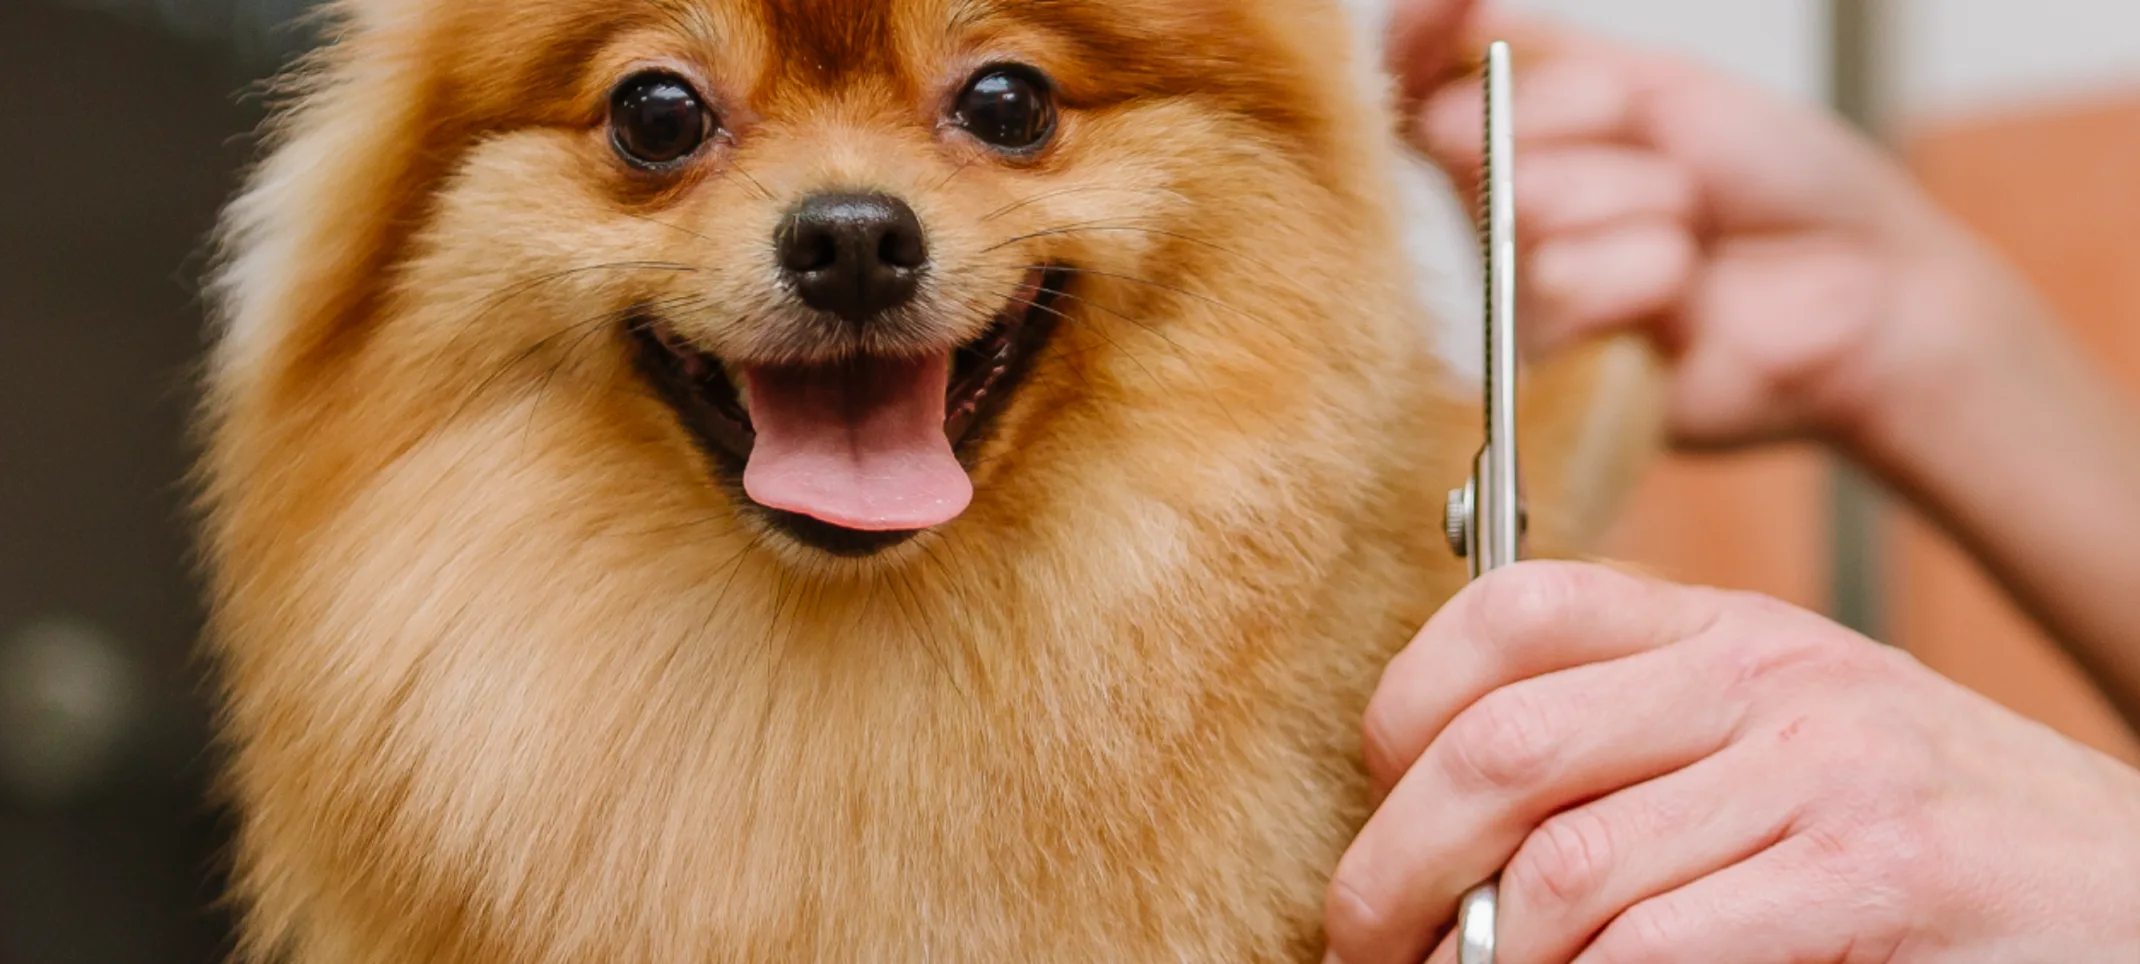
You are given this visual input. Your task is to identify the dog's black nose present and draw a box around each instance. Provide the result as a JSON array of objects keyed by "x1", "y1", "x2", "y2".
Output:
[{"x1": 775, "y1": 193, "x2": 928, "y2": 322}]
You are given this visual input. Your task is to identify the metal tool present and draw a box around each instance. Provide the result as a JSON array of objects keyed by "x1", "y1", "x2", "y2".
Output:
[{"x1": 1441, "y1": 39, "x2": 1522, "y2": 964}]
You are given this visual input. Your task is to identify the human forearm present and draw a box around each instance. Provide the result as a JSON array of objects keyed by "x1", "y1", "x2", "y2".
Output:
[{"x1": 1848, "y1": 234, "x2": 2140, "y2": 723}]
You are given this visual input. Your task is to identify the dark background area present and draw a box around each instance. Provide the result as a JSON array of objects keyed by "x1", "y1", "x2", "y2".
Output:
[{"x1": 0, "y1": 2, "x2": 304, "y2": 959}]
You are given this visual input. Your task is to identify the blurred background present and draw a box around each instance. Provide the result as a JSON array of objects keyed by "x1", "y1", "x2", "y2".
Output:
[
  {"x1": 4, "y1": 1, "x2": 2139, "y2": 961},
  {"x1": 2, "y1": 2, "x2": 311, "y2": 960}
]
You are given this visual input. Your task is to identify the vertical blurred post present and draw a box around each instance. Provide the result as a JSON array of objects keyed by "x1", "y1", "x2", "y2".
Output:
[{"x1": 1828, "y1": 0, "x2": 1891, "y2": 641}]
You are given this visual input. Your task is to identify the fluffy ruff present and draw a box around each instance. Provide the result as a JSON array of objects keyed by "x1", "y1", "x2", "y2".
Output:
[{"x1": 195, "y1": 0, "x2": 1659, "y2": 960}]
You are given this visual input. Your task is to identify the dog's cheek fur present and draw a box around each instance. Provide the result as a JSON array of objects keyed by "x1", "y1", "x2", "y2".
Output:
[{"x1": 198, "y1": 1, "x2": 1660, "y2": 961}]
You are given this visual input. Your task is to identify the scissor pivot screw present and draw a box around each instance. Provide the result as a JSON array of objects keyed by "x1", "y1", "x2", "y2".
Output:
[{"x1": 1444, "y1": 486, "x2": 1472, "y2": 558}]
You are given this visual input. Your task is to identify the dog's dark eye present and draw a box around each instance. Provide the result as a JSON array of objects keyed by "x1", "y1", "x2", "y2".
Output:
[
  {"x1": 610, "y1": 72, "x2": 713, "y2": 167},
  {"x1": 952, "y1": 65, "x2": 1057, "y2": 153}
]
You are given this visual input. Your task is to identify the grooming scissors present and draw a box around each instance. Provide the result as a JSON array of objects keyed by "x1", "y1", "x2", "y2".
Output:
[{"x1": 1441, "y1": 39, "x2": 1521, "y2": 964}]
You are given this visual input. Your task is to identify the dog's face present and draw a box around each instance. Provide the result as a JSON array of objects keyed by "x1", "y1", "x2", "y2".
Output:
[{"x1": 270, "y1": 0, "x2": 1411, "y2": 565}]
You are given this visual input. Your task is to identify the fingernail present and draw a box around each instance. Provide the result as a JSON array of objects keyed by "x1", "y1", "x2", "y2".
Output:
[{"x1": 1324, "y1": 953, "x2": 1347, "y2": 964}]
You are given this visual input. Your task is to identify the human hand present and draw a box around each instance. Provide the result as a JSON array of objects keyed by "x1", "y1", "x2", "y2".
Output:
[
  {"x1": 1322, "y1": 561, "x2": 2140, "y2": 963},
  {"x1": 1387, "y1": 1, "x2": 2043, "y2": 452}
]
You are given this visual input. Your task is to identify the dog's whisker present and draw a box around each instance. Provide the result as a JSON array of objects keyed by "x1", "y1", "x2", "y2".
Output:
[
  {"x1": 961, "y1": 281, "x2": 1254, "y2": 439},
  {"x1": 982, "y1": 223, "x2": 1288, "y2": 281},
  {"x1": 977, "y1": 185, "x2": 1194, "y2": 223},
  {"x1": 988, "y1": 283, "x2": 1197, "y2": 363},
  {"x1": 914, "y1": 537, "x2": 987, "y2": 699},
  {"x1": 444, "y1": 262, "x2": 714, "y2": 424},
  {"x1": 469, "y1": 261, "x2": 706, "y2": 326},
  {"x1": 619, "y1": 210, "x2": 718, "y2": 244},
  {"x1": 519, "y1": 295, "x2": 702, "y2": 447},
  {"x1": 603, "y1": 511, "x2": 744, "y2": 540},
  {"x1": 932, "y1": 153, "x2": 984, "y2": 193},
  {"x1": 889, "y1": 562, "x2": 959, "y2": 694},
  {"x1": 977, "y1": 216, "x2": 1163, "y2": 255},
  {"x1": 704, "y1": 532, "x2": 763, "y2": 640},
  {"x1": 447, "y1": 312, "x2": 630, "y2": 430},
  {"x1": 962, "y1": 251, "x2": 1305, "y2": 354},
  {"x1": 724, "y1": 156, "x2": 777, "y2": 203},
  {"x1": 956, "y1": 285, "x2": 1182, "y2": 393}
]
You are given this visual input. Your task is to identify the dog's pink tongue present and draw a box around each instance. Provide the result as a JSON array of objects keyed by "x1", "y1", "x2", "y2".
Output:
[{"x1": 741, "y1": 355, "x2": 972, "y2": 532}]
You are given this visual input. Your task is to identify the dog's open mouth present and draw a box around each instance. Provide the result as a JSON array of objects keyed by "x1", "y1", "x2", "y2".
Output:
[{"x1": 629, "y1": 266, "x2": 1069, "y2": 554}]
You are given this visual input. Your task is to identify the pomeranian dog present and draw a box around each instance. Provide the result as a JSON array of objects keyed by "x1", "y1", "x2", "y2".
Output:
[{"x1": 197, "y1": 0, "x2": 1660, "y2": 959}]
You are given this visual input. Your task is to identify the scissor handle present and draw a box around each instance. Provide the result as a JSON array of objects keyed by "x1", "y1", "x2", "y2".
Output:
[{"x1": 1457, "y1": 881, "x2": 1499, "y2": 964}]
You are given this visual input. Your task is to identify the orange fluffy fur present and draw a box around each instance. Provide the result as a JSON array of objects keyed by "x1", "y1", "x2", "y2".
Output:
[{"x1": 197, "y1": 0, "x2": 1660, "y2": 960}]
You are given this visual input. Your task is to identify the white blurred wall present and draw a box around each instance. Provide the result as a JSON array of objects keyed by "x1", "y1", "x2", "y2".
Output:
[
  {"x1": 1891, "y1": 0, "x2": 2140, "y2": 122},
  {"x1": 1501, "y1": 0, "x2": 2140, "y2": 125},
  {"x1": 1501, "y1": 0, "x2": 1829, "y2": 102}
]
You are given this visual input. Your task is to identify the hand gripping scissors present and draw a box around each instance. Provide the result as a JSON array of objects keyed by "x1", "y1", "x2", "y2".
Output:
[{"x1": 1440, "y1": 39, "x2": 1521, "y2": 964}]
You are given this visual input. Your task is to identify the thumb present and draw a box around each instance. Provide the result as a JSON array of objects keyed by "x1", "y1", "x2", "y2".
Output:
[{"x1": 1388, "y1": 2, "x2": 1579, "y2": 107}]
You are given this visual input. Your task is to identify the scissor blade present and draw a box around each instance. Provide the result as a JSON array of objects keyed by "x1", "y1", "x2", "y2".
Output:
[{"x1": 1476, "y1": 39, "x2": 1522, "y2": 575}]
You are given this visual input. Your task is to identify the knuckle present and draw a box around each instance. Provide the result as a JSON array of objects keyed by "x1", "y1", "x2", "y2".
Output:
[
  {"x1": 1721, "y1": 628, "x2": 1820, "y2": 694},
  {"x1": 1814, "y1": 736, "x2": 1904, "y2": 808},
  {"x1": 1821, "y1": 630, "x2": 1898, "y2": 680},
  {"x1": 1508, "y1": 807, "x2": 1615, "y2": 911},
  {"x1": 1862, "y1": 806, "x2": 1944, "y2": 896},
  {"x1": 1359, "y1": 703, "x2": 1410, "y2": 791},
  {"x1": 1796, "y1": 818, "x2": 1862, "y2": 870},
  {"x1": 1802, "y1": 775, "x2": 1943, "y2": 903},
  {"x1": 1714, "y1": 592, "x2": 1890, "y2": 694},
  {"x1": 1470, "y1": 561, "x2": 1610, "y2": 650},
  {"x1": 1594, "y1": 898, "x2": 1696, "y2": 963},
  {"x1": 1321, "y1": 874, "x2": 1391, "y2": 957},
  {"x1": 1443, "y1": 687, "x2": 1560, "y2": 793}
]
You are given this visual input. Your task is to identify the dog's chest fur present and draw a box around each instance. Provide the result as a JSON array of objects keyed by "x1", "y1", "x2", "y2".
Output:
[{"x1": 217, "y1": 397, "x2": 1464, "y2": 962}]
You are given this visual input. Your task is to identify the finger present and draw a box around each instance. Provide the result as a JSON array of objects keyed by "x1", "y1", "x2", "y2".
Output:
[
  {"x1": 1329, "y1": 626, "x2": 1750, "y2": 964},
  {"x1": 1417, "y1": 53, "x2": 1641, "y2": 179},
  {"x1": 1516, "y1": 147, "x2": 1697, "y2": 240},
  {"x1": 1496, "y1": 731, "x2": 1808, "y2": 963},
  {"x1": 1525, "y1": 219, "x2": 1698, "y2": 356},
  {"x1": 1664, "y1": 233, "x2": 1887, "y2": 446},
  {"x1": 1572, "y1": 832, "x2": 1904, "y2": 964},
  {"x1": 1362, "y1": 562, "x2": 1723, "y2": 796}
]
